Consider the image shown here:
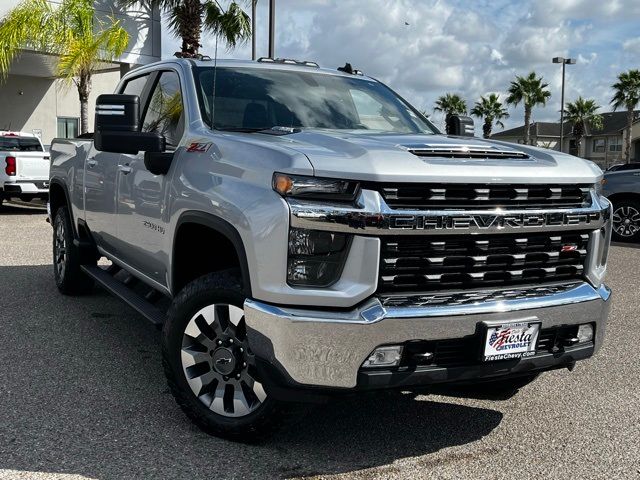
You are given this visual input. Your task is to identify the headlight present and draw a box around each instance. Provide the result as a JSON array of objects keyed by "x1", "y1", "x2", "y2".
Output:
[
  {"x1": 273, "y1": 173, "x2": 360, "y2": 201},
  {"x1": 594, "y1": 179, "x2": 604, "y2": 196},
  {"x1": 287, "y1": 228, "x2": 351, "y2": 287}
]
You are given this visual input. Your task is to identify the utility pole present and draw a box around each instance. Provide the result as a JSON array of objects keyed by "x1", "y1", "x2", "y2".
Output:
[
  {"x1": 251, "y1": 0, "x2": 257, "y2": 60},
  {"x1": 268, "y1": 0, "x2": 275, "y2": 59},
  {"x1": 552, "y1": 56, "x2": 576, "y2": 153}
]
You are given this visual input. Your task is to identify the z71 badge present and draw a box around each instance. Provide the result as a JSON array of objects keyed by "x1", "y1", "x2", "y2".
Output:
[{"x1": 186, "y1": 142, "x2": 212, "y2": 153}]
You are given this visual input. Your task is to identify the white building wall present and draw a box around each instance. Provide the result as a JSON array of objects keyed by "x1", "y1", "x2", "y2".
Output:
[{"x1": 0, "y1": 71, "x2": 121, "y2": 147}]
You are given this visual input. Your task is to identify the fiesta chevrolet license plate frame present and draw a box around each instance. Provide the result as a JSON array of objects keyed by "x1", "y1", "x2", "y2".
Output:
[{"x1": 481, "y1": 318, "x2": 541, "y2": 362}]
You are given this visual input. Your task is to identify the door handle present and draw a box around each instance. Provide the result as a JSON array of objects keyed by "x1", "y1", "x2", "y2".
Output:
[
  {"x1": 119, "y1": 165, "x2": 132, "y2": 175},
  {"x1": 87, "y1": 158, "x2": 97, "y2": 168}
]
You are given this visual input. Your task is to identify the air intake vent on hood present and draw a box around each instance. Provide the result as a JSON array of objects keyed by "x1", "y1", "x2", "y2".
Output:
[{"x1": 406, "y1": 145, "x2": 530, "y2": 160}]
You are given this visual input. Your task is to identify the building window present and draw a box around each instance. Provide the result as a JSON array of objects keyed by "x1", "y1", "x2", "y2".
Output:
[
  {"x1": 592, "y1": 138, "x2": 605, "y2": 153},
  {"x1": 609, "y1": 136, "x2": 623, "y2": 152},
  {"x1": 57, "y1": 117, "x2": 78, "y2": 139}
]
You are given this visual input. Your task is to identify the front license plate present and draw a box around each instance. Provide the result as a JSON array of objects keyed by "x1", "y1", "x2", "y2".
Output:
[{"x1": 483, "y1": 321, "x2": 541, "y2": 361}]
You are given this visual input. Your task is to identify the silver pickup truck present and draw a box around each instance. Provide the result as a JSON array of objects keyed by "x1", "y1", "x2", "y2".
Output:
[{"x1": 49, "y1": 58, "x2": 612, "y2": 440}]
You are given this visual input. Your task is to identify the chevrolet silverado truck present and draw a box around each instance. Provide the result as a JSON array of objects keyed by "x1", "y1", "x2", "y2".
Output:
[
  {"x1": 603, "y1": 166, "x2": 640, "y2": 241},
  {"x1": 49, "y1": 57, "x2": 612, "y2": 440},
  {"x1": 0, "y1": 131, "x2": 49, "y2": 206}
]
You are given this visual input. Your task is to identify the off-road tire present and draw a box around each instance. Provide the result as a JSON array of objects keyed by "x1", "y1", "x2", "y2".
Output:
[
  {"x1": 52, "y1": 206, "x2": 95, "y2": 295},
  {"x1": 162, "y1": 271, "x2": 292, "y2": 441}
]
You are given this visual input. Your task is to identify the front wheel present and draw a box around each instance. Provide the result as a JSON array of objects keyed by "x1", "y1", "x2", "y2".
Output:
[
  {"x1": 162, "y1": 271, "x2": 287, "y2": 441},
  {"x1": 611, "y1": 199, "x2": 640, "y2": 242}
]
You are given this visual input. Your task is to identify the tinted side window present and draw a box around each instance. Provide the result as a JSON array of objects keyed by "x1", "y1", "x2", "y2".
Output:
[
  {"x1": 120, "y1": 74, "x2": 149, "y2": 98},
  {"x1": 142, "y1": 71, "x2": 185, "y2": 148}
]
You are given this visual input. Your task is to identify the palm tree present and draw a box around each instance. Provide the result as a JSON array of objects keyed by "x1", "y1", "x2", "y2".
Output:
[
  {"x1": 470, "y1": 94, "x2": 509, "y2": 138},
  {"x1": 506, "y1": 72, "x2": 551, "y2": 145},
  {"x1": 0, "y1": 0, "x2": 129, "y2": 134},
  {"x1": 563, "y1": 97, "x2": 603, "y2": 155},
  {"x1": 434, "y1": 93, "x2": 467, "y2": 134},
  {"x1": 120, "y1": 0, "x2": 252, "y2": 57},
  {"x1": 610, "y1": 69, "x2": 640, "y2": 163}
]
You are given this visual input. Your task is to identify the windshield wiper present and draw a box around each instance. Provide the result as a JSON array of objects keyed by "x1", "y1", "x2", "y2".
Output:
[
  {"x1": 215, "y1": 127, "x2": 265, "y2": 133},
  {"x1": 215, "y1": 126, "x2": 301, "y2": 135}
]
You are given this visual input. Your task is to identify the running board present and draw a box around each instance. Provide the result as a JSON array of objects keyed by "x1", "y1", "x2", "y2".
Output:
[{"x1": 81, "y1": 265, "x2": 166, "y2": 326}]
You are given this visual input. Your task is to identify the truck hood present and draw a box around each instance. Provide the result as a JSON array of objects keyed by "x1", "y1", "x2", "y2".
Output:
[{"x1": 272, "y1": 130, "x2": 602, "y2": 184}]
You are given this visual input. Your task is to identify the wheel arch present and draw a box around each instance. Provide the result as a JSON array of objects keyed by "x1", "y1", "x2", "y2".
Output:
[
  {"x1": 606, "y1": 192, "x2": 640, "y2": 207},
  {"x1": 172, "y1": 211, "x2": 252, "y2": 298},
  {"x1": 49, "y1": 178, "x2": 77, "y2": 237}
]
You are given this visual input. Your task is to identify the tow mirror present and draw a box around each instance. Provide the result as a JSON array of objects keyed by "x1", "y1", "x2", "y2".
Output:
[
  {"x1": 447, "y1": 115, "x2": 475, "y2": 137},
  {"x1": 94, "y1": 94, "x2": 166, "y2": 154}
]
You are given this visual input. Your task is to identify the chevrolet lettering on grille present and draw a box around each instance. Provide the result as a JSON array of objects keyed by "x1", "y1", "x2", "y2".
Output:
[{"x1": 388, "y1": 212, "x2": 602, "y2": 230}]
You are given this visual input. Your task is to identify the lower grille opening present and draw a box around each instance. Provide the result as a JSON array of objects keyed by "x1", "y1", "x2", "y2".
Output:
[{"x1": 399, "y1": 325, "x2": 589, "y2": 369}]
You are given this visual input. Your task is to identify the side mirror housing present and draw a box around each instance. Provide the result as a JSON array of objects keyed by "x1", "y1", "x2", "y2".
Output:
[
  {"x1": 447, "y1": 115, "x2": 475, "y2": 137},
  {"x1": 94, "y1": 94, "x2": 166, "y2": 154}
]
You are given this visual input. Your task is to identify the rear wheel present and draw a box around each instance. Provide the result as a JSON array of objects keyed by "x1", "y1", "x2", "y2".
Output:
[
  {"x1": 611, "y1": 199, "x2": 640, "y2": 242},
  {"x1": 52, "y1": 206, "x2": 94, "y2": 295},
  {"x1": 162, "y1": 271, "x2": 287, "y2": 441}
]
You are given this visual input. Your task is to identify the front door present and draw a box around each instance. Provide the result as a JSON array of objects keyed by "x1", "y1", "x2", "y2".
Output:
[{"x1": 116, "y1": 70, "x2": 185, "y2": 287}]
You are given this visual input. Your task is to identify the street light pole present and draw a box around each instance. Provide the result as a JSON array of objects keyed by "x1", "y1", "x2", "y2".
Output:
[
  {"x1": 251, "y1": 0, "x2": 257, "y2": 60},
  {"x1": 268, "y1": 0, "x2": 275, "y2": 59},
  {"x1": 552, "y1": 56, "x2": 576, "y2": 153}
]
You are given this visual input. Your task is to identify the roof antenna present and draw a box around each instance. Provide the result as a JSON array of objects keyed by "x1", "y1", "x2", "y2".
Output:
[{"x1": 211, "y1": 35, "x2": 219, "y2": 130}]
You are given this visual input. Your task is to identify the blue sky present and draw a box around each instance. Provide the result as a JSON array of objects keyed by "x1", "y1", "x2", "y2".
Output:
[{"x1": 161, "y1": 0, "x2": 640, "y2": 132}]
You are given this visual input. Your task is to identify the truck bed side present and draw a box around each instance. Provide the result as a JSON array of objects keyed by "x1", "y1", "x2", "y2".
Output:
[{"x1": 49, "y1": 138, "x2": 93, "y2": 229}]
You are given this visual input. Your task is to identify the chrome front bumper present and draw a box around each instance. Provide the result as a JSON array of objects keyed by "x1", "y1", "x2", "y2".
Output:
[{"x1": 244, "y1": 282, "x2": 611, "y2": 389}]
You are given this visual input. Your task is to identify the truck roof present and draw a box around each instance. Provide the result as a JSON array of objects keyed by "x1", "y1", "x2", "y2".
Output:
[{"x1": 133, "y1": 57, "x2": 372, "y2": 80}]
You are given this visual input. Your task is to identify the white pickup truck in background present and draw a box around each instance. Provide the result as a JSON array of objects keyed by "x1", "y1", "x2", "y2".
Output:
[{"x1": 0, "y1": 131, "x2": 50, "y2": 207}]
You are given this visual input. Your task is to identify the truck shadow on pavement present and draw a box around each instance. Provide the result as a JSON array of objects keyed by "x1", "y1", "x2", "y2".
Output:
[{"x1": 0, "y1": 264, "x2": 503, "y2": 480}]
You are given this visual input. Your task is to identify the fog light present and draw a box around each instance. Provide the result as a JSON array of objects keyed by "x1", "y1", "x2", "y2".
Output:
[
  {"x1": 577, "y1": 324, "x2": 594, "y2": 343},
  {"x1": 362, "y1": 346, "x2": 403, "y2": 368}
]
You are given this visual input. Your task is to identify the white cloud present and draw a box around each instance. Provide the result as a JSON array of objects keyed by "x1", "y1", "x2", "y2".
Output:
[{"x1": 159, "y1": 0, "x2": 640, "y2": 131}]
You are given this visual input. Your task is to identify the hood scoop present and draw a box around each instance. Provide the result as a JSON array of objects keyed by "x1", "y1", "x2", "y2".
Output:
[{"x1": 402, "y1": 143, "x2": 530, "y2": 160}]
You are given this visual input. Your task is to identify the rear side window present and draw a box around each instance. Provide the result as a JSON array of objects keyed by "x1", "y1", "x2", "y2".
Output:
[
  {"x1": 142, "y1": 71, "x2": 185, "y2": 148},
  {"x1": 0, "y1": 136, "x2": 43, "y2": 151}
]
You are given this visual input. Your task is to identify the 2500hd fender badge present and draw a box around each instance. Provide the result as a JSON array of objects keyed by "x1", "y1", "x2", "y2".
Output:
[{"x1": 388, "y1": 211, "x2": 602, "y2": 230}]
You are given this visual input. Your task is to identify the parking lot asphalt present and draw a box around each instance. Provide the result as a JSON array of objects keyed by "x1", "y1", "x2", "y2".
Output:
[{"x1": 0, "y1": 202, "x2": 638, "y2": 480}]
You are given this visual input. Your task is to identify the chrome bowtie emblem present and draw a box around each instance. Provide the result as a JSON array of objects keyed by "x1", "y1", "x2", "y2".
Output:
[{"x1": 216, "y1": 357, "x2": 232, "y2": 365}]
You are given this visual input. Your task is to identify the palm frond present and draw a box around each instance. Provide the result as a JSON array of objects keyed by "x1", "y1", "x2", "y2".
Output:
[
  {"x1": 204, "y1": 1, "x2": 251, "y2": 48},
  {"x1": 0, "y1": 0, "x2": 58, "y2": 78}
]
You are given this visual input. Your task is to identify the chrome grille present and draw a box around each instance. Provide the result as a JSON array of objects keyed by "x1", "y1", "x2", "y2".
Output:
[
  {"x1": 373, "y1": 184, "x2": 592, "y2": 209},
  {"x1": 378, "y1": 232, "x2": 589, "y2": 293}
]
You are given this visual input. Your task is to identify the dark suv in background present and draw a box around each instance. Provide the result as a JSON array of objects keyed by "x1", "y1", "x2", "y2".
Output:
[{"x1": 603, "y1": 165, "x2": 640, "y2": 241}]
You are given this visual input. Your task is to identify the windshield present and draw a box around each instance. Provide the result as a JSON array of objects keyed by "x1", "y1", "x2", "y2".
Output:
[
  {"x1": 0, "y1": 136, "x2": 43, "y2": 152},
  {"x1": 194, "y1": 66, "x2": 436, "y2": 134}
]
